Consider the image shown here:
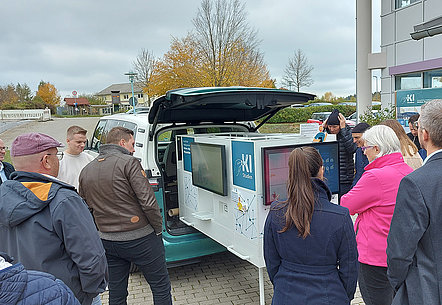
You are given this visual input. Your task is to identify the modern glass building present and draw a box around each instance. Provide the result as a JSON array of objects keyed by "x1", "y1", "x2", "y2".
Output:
[{"x1": 356, "y1": 0, "x2": 442, "y2": 127}]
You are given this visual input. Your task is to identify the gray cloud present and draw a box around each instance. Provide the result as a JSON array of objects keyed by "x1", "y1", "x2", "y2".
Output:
[{"x1": 0, "y1": 0, "x2": 380, "y2": 98}]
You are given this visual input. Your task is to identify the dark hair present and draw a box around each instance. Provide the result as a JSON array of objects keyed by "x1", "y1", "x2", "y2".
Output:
[
  {"x1": 279, "y1": 146, "x2": 323, "y2": 238},
  {"x1": 408, "y1": 114, "x2": 420, "y2": 124},
  {"x1": 106, "y1": 127, "x2": 134, "y2": 144}
]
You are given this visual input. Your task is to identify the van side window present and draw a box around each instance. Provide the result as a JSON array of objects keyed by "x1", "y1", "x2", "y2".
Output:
[{"x1": 91, "y1": 120, "x2": 107, "y2": 152}]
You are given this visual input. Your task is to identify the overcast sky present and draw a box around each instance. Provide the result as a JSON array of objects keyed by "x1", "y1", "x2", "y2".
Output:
[{"x1": 0, "y1": 0, "x2": 381, "y2": 99}]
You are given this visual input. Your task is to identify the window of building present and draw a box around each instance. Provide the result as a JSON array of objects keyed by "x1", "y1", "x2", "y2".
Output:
[
  {"x1": 396, "y1": 0, "x2": 420, "y2": 9},
  {"x1": 395, "y1": 73, "x2": 422, "y2": 90},
  {"x1": 124, "y1": 94, "x2": 129, "y2": 100},
  {"x1": 423, "y1": 69, "x2": 442, "y2": 88},
  {"x1": 137, "y1": 93, "x2": 144, "y2": 98}
]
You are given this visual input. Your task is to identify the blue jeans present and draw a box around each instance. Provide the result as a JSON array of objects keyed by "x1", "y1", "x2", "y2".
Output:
[{"x1": 102, "y1": 233, "x2": 172, "y2": 305}]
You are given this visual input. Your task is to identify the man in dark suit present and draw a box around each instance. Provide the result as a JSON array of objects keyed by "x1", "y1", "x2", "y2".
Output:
[
  {"x1": 387, "y1": 99, "x2": 442, "y2": 305},
  {"x1": 0, "y1": 138, "x2": 14, "y2": 185}
]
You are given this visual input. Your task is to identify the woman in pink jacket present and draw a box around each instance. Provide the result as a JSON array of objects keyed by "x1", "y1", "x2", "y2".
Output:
[{"x1": 341, "y1": 125, "x2": 413, "y2": 305}]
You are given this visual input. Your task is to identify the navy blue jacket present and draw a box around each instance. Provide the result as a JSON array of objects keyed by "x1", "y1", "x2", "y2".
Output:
[
  {"x1": 0, "y1": 161, "x2": 14, "y2": 185},
  {"x1": 0, "y1": 262, "x2": 80, "y2": 305},
  {"x1": 264, "y1": 178, "x2": 358, "y2": 305},
  {"x1": 351, "y1": 148, "x2": 369, "y2": 187},
  {"x1": 0, "y1": 171, "x2": 108, "y2": 305}
]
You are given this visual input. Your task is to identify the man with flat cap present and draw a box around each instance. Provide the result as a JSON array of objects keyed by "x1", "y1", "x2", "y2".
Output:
[
  {"x1": 323, "y1": 109, "x2": 358, "y2": 197},
  {"x1": 0, "y1": 132, "x2": 108, "y2": 305}
]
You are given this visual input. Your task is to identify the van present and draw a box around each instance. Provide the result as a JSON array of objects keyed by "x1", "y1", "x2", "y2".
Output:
[{"x1": 85, "y1": 87, "x2": 314, "y2": 264}]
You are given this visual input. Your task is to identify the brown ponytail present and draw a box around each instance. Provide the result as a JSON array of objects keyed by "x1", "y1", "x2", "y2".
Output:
[{"x1": 279, "y1": 146, "x2": 323, "y2": 238}]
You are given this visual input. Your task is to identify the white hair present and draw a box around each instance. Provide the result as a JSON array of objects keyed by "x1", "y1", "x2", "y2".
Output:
[
  {"x1": 420, "y1": 99, "x2": 442, "y2": 148},
  {"x1": 363, "y1": 125, "x2": 401, "y2": 157}
]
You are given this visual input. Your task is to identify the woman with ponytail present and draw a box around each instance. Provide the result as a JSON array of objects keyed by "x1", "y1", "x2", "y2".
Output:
[{"x1": 264, "y1": 146, "x2": 358, "y2": 305}]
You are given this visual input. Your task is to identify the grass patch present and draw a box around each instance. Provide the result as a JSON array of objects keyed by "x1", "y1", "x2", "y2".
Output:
[
  {"x1": 258, "y1": 123, "x2": 300, "y2": 134},
  {"x1": 4, "y1": 150, "x2": 11, "y2": 164}
]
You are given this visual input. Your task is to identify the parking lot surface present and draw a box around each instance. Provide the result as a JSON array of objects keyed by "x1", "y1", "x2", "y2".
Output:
[{"x1": 1, "y1": 117, "x2": 364, "y2": 305}]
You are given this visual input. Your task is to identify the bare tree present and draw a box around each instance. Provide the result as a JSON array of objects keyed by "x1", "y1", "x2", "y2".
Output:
[
  {"x1": 192, "y1": 0, "x2": 264, "y2": 86},
  {"x1": 283, "y1": 49, "x2": 314, "y2": 92},
  {"x1": 132, "y1": 48, "x2": 157, "y2": 105}
]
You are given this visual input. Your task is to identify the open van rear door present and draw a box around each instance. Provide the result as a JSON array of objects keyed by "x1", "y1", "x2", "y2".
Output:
[{"x1": 148, "y1": 87, "x2": 315, "y2": 139}]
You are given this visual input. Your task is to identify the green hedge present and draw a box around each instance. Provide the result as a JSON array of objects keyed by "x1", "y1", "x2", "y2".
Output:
[{"x1": 263, "y1": 105, "x2": 355, "y2": 124}]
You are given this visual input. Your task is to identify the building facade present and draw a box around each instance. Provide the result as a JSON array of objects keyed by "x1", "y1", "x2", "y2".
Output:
[
  {"x1": 96, "y1": 83, "x2": 148, "y2": 112},
  {"x1": 381, "y1": 0, "x2": 442, "y2": 126},
  {"x1": 356, "y1": 0, "x2": 441, "y2": 127}
]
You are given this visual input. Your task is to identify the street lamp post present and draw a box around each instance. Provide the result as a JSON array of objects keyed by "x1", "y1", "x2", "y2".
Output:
[{"x1": 125, "y1": 71, "x2": 137, "y2": 114}]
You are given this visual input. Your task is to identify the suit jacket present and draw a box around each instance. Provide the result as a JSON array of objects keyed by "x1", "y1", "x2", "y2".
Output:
[
  {"x1": 387, "y1": 150, "x2": 442, "y2": 305},
  {"x1": 0, "y1": 161, "x2": 14, "y2": 185}
]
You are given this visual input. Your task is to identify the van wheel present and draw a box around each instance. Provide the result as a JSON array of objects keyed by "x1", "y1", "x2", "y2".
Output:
[{"x1": 129, "y1": 262, "x2": 139, "y2": 273}]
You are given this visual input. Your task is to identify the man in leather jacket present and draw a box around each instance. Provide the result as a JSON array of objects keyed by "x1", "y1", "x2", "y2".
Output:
[{"x1": 79, "y1": 126, "x2": 172, "y2": 305}]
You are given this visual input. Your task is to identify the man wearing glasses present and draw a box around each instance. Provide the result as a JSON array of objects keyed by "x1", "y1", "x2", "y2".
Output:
[
  {"x1": 0, "y1": 132, "x2": 108, "y2": 305},
  {"x1": 0, "y1": 138, "x2": 14, "y2": 185},
  {"x1": 406, "y1": 114, "x2": 421, "y2": 151}
]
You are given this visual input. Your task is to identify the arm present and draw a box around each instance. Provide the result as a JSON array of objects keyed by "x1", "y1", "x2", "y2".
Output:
[
  {"x1": 387, "y1": 176, "x2": 428, "y2": 290},
  {"x1": 263, "y1": 212, "x2": 281, "y2": 283},
  {"x1": 52, "y1": 193, "x2": 108, "y2": 295},
  {"x1": 126, "y1": 158, "x2": 163, "y2": 234},
  {"x1": 336, "y1": 211, "x2": 358, "y2": 300},
  {"x1": 340, "y1": 171, "x2": 381, "y2": 215},
  {"x1": 339, "y1": 126, "x2": 357, "y2": 154}
]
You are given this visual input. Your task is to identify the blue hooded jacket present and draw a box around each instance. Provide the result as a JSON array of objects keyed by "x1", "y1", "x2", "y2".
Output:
[{"x1": 0, "y1": 171, "x2": 108, "y2": 305}]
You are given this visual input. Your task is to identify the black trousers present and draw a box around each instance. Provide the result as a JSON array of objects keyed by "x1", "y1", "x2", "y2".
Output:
[{"x1": 358, "y1": 262, "x2": 394, "y2": 305}]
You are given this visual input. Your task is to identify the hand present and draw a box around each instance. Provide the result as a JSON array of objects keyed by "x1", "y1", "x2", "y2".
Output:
[
  {"x1": 322, "y1": 118, "x2": 328, "y2": 129},
  {"x1": 338, "y1": 113, "x2": 346, "y2": 129}
]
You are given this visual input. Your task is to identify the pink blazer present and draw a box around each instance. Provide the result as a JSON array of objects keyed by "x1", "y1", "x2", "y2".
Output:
[{"x1": 341, "y1": 152, "x2": 413, "y2": 267}]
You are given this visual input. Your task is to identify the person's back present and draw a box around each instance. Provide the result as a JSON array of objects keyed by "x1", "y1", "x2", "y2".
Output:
[
  {"x1": 264, "y1": 147, "x2": 358, "y2": 305},
  {"x1": 0, "y1": 133, "x2": 107, "y2": 305},
  {"x1": 387, "y1": 100, "x2": 442, "y2": 305},
  {"x1": 0, "y1": 253, "x2": 81, "y2": 305}
]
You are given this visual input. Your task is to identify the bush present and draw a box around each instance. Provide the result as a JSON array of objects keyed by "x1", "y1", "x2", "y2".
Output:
[
  {"x1": 262, "y1": 105, "x2": 356, "y2": 124},
  {"x1": 359, "y1": 106, "x2": 396, "y2": 126}
]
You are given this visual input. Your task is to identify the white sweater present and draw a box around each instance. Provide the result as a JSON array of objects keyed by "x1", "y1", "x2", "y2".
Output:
[{"x1": 57, "y1": 152, "x2": 95, "y2": 190}]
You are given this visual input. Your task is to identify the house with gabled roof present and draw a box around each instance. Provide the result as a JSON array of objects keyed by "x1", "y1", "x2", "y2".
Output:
[{"x1": 96, "y1": 82, "x2": 148, "y2": 112}]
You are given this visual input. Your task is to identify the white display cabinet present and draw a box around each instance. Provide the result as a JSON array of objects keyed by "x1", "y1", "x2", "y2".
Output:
[{"x1": 175, "y1": 132, "x2": 340, "y2": 305}]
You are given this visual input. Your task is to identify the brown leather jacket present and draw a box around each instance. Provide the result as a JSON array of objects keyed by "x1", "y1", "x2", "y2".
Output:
[{"x1": 79, "y1": 144, "x2": 162, "y2": 234}]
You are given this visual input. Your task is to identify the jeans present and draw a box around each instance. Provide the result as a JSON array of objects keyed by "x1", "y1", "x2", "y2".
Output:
[
  {"x1": 358, "y1": 262, "x2": 394, "y2": 305},
  {"x1": 102, "y1": 232, "x2": 172, "y2": 305}
]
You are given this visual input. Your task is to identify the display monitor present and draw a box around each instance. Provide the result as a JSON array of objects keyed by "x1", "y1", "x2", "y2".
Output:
[
  {"x1": 191, "y1": 142, "x2": 228, "y2": 196},
  {"x1": 262, "y1": 142, "x2": 340, "y2": 205}
]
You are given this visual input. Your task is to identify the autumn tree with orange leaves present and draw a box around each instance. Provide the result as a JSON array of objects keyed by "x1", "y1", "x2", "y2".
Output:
[
  {"x1": 149, "y1": 0, "x2": 275, "y2": 97},
  {"x1": 36, "y1": 81, "x2": 60, "y2": 106}
]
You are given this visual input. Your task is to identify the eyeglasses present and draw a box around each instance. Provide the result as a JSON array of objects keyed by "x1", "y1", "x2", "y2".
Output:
[
  {"x1": 40, "y1": 152, "x2": 64, "y2": 161},
  {"x1": 361, "y1": 146, "x2": 373, "y2": 152},
  {"x1": 0, "y1": 147, "x2": 8, "y2": 151}
]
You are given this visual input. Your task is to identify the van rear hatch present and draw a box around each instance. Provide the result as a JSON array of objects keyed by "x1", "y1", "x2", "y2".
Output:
[{"x1": 148, "y1": 87, "x2": 315, "y2": 135}]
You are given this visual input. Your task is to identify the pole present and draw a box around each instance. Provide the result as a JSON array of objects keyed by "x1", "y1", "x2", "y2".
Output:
[
  {"x1": 130, "y1": 75, "x2": 135, "y2": 114},
  {"x1": 259, "y1": 267, "x2": 265, "y2": 305}
]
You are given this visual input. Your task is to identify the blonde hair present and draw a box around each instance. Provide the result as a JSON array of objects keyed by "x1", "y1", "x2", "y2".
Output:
[{"x1": 380, "y1": 119, "x2": 418, "y2": 156}]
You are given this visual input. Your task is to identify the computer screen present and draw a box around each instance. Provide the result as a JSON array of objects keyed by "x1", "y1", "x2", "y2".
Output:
[
  {"x1": 191, "y1": 142, "x2": 228, "y2": 196},
  {"x1": 262, "y1": 142, "x2": 340, "y2": 205}
]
